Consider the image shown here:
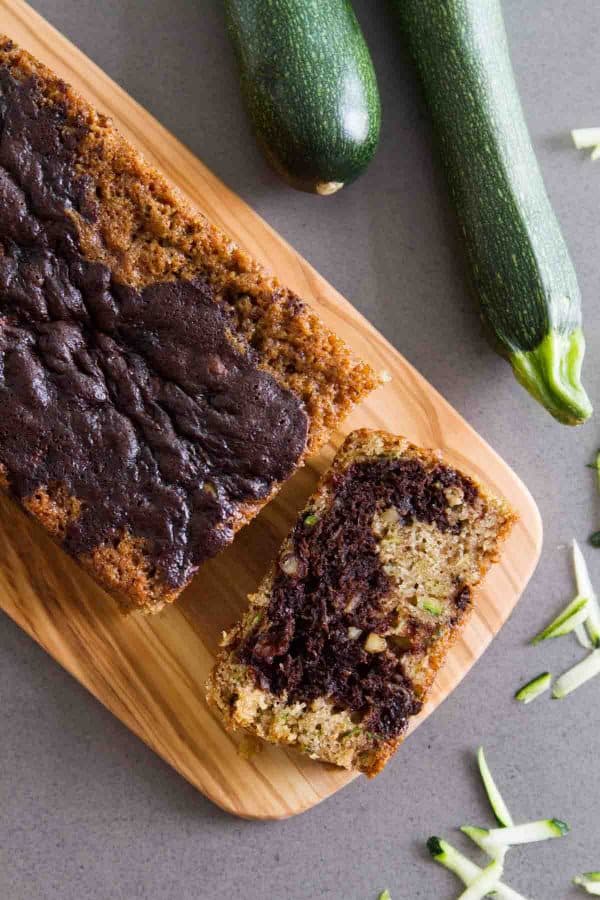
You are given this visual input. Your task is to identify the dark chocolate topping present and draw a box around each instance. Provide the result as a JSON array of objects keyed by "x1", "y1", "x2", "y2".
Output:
[
  {"x1": 239, "y1": 458, "x2": 477, "y2": 739},
  {"x1": 0, "y1": 67, "x2": 308, "y2": 587}
]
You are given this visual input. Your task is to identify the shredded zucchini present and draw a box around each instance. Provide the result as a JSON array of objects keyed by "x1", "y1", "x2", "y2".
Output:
[
  {"x1": 573, "y1": 541, "x2": 600, "y2": 646},
  {"x1": 572, "y1": 128, "x2": 600, "y2": 155},
  {"x1": 588, "y1": 451, "x2": 600, "y2": 546},
  {"x1": 462, "y1": 819, "x2": 569, "y2": 850},
  {"x1": 477, "y1": 747, "x2": 514, "y2": 827},
  {"x1": 531, "y1": 595, "x2": 589, "y2": 644},
  {"x1": 588, "y1": 450, "x2": 600, "y2": 487},
  {"x1": 427, "y1": 749, "x2": 567, "y2": 898},
  {"x1": 572, "y1": 128, "x2": 600, "y2": 148},
  {"x1": 426, "y1": 838, "x2": 526, "y2": 899},
  {"x1": 515, "y1": 672, "x2": 552, "y2": 703},
  {"x1": 553, "y1": 649, "x2": 600, "y2": 698},
  {"x1": 457, "y1": 858, "x2": 504, "y2": 900},
  {"x1": 575, "y1": 873, "x2": 600, "y2": 895}
]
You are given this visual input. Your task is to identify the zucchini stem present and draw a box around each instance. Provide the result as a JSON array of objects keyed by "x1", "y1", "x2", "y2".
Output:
[{"x1": 510, "y1": 329, "x2": 592, "y2": 425}]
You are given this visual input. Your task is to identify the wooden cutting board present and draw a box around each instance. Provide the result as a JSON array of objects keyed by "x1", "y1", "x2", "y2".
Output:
[{"x1": 0, "y1": 0, "x2": 542, "y2": 820}]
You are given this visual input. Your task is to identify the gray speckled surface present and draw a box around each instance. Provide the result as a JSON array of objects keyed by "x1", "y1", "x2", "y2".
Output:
[{"x1": 1, "y1": 2, "x2": 599, "y2": 897}]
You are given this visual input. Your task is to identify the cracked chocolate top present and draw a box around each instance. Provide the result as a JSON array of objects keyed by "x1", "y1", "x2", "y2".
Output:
[
  {"x1": 239, "y1": 458, "x2": 477, "y2": 739},
  {"x1": 0, "y1": 65, "x2": 308, "y2": 587}
]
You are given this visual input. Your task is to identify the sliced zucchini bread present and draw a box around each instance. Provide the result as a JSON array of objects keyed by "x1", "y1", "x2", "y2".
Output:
[
  {"x1": 0, "y1": 39, "x2": 379, "y2": 614},
  {"x1": 207, "y1": 430, "x2": 516, "y2": 776}
]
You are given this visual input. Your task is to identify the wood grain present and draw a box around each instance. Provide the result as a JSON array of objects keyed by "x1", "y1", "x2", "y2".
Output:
[{"x1": 0, "y1": 0, "x2": 542, "y2": 819}]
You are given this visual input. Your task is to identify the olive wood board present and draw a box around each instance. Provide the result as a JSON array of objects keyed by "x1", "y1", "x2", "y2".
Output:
[{"x1": 0, "y1": 0, "x2": 542, "y2": 820}]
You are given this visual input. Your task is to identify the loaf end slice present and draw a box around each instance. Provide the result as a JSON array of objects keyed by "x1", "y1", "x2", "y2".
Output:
[{"x1": 207, "y1": 429, "x2": 516, "y2": 776}]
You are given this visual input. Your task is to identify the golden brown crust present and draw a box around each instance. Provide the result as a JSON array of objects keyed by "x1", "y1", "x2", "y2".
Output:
[
  {"x1": 19, "y1": 486, "x2": 173, "y2": 613},
  {"x1": 82, "y1": 535, "x2": 178, "y2": 614},
  {"x1": 0, "y1": 38, "x2": 379, "y2": 613},
  {"x1": 23, "y1": 486, "x2": 82, "y2": 541},
  {"x1": 207, "y1": 429, "x2": 517, "y2": 777}
]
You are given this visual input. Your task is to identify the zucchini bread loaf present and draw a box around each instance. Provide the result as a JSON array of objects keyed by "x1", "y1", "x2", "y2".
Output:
[
  {"x1": 207, "y1": 430, "x2": 516, "y2": 776},
  {"x1": 0, "y1": 39, "x2": 378, "y2": 613}
]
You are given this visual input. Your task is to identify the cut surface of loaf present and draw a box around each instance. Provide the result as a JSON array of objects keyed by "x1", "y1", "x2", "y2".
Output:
[
  {"x1": 0, "y1": 38, "x2": 379, "y2": 613},
  {"x1": 207, "y1": 430, "x2": 516, "y2": 776}
]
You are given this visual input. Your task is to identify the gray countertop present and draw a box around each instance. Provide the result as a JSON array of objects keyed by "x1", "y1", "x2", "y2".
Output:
[{"x1": 1, "y1": 2, "x2": 599, "y2": 898}]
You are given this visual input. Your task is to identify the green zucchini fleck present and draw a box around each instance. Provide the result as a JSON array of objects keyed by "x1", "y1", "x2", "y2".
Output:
[{"x1": 419, "y1": 598, "x2": 443, "y2": 616}]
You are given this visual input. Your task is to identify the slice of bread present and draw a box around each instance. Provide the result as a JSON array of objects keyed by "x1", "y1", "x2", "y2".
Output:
[{"x1": 207, "y1": 429, "x2": 516, "y2": 776}]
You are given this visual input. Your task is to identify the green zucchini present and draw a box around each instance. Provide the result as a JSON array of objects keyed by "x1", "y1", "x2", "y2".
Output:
[
  {"x1": 224, "y1": 0, "x2": 381, "y2": 194},
  {"x1": 395, "y1": 0, "x2": 592, "y2": 425}
]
